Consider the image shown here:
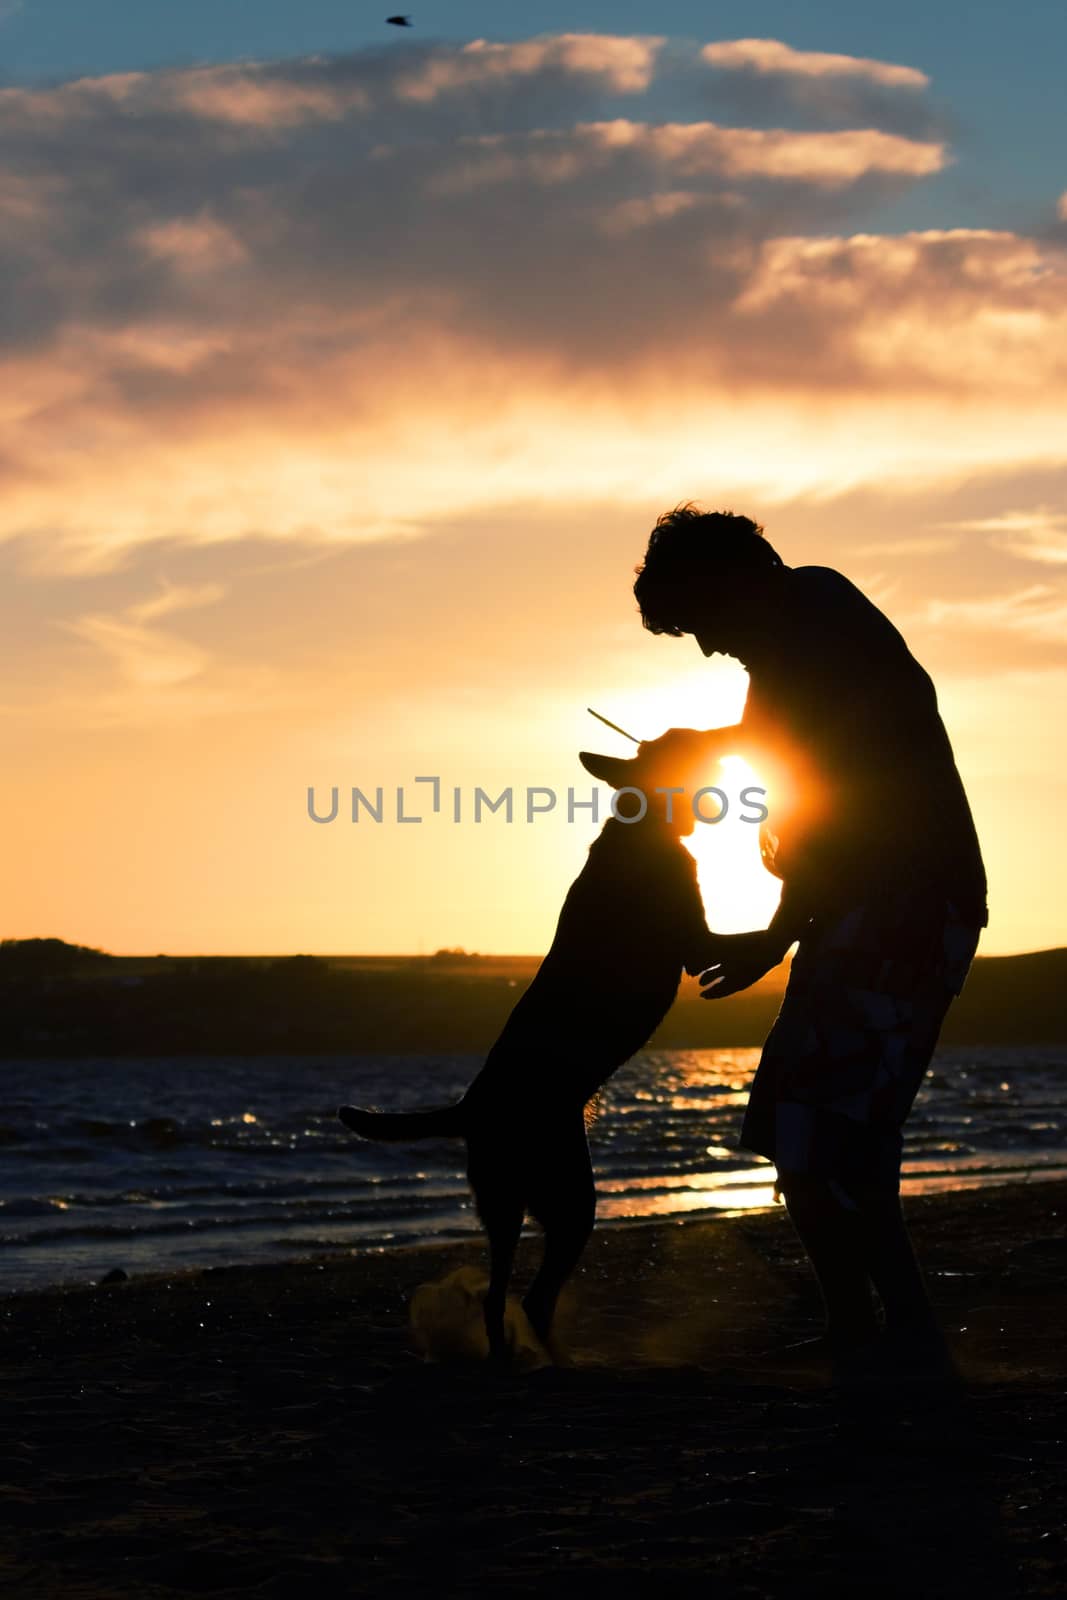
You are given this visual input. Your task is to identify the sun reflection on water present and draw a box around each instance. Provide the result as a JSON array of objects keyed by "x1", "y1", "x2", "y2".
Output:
[{"x1": 597, "y1": 1167, "x2": 779, "y2": 1219}]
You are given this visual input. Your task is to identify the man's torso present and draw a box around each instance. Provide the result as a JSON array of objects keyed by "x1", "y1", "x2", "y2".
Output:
[{"x1": 741, "y1": 565, "x2": 988, "y2": 927}]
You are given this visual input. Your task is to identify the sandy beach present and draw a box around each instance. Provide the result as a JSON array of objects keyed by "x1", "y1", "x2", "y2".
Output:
[{"x1": 2, "y1": 1179, "x2": 1064, "y2": 1598}]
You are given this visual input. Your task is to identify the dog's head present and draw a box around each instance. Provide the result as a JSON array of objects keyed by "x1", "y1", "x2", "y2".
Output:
[{"x1": 579, "y1": 737, "x2": 718, "y2": 835}]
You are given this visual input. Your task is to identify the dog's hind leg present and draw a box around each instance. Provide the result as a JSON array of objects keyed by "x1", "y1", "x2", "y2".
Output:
[
  {"x1": 468, "y1": 1154, "x2": 525, "y2": 1367},
  {"x1": 523, "y1": 1116, "x2": 596, "y2": 1350},
  {"x1": 481, "y1": 1201, "x2": 525, "y2": 1367}
]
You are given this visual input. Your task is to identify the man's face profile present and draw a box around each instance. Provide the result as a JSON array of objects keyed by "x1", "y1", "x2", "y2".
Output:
[{"x1": 681, "y1": 568, "x2": 782, "y2": 667}]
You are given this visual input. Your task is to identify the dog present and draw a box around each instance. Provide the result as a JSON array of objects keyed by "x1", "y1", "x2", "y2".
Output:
[{"x1": 337, "y1": 743, "x2": 719, "y2": 1363}]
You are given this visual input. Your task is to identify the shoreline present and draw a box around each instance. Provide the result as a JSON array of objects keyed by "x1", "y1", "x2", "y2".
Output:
[
  {"x1": 5, "y1": 1175, "x2": 1065, "y2": 1350},
  {"x1": 2, "y1": 1180, "x2": 1064, "y2": 1596},
  {"x1": 4, "y1": 1158, "x2": 1062, "y2": 1305},
  {"x1": 5, "y1": 1161, "x2": 1065, "y2": 1303}
]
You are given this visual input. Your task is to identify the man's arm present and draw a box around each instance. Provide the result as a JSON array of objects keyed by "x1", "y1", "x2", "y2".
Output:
[{"x1": 764, "y1": 877, "x2": 815, "y2": 961}]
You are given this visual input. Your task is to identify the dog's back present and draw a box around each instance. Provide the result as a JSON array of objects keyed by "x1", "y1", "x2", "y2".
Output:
[
  {"x1": 339, "y1": 814, "x2": 711, "y2": 1140},
  {"x1": 469, "y1": 816, "x2": 710, "y2": 1107}
]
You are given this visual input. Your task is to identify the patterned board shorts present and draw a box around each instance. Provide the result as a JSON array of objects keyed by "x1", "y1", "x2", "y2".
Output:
[{"x1": 739, "y1": 889, "x2": 983, "y2": 1190}]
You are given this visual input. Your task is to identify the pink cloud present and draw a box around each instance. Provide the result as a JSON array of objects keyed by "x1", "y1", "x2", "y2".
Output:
[
  {"x1": 0, "y1": 35, "x2": 1062, "y2": 578},
  {"x1": 139, "y1": 215, "x2": 248, "y2": 272},
  {"x1": 429, "y1": 119, "x2": 945, "y2": 194},
  {"x1": 173, "y1": 67, "x2": 368, "y2": 127},
  {"x1": 923, "y1": 585, "x2": 1067, "y2": 643},
  {"x1": 938, "y1": 508, "x2": 1067, "y2": 565},
  {"x1": 642, "y1": 121, "x2": 944, "y2": 184},
  {"x1": 732, "y1": 230, "x2": 1067, "y2": 387},
  {"x1": 394, "y1": 33, "x2": 663, "y2": 102},
  {"x1": 701, "y1": 37, "x2": 928, "y2": 90}
]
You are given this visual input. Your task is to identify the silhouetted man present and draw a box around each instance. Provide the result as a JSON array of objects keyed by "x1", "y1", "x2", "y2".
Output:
[{"x1": 633, "y1": 505, "x2": 988, "y2": 1375}]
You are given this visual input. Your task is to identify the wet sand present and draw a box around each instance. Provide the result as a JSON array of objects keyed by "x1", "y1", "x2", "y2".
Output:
[{"x1": 2, "y1": 1180, "x2": 1065, "y2": 1598}]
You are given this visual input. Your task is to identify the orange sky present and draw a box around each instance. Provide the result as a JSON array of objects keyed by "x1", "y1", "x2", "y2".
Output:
[{"x1": 3, "y1": 34, "x2": 1066, "y2": 957}]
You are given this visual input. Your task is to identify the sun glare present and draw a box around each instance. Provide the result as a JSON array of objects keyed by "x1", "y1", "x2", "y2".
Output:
[
  {"x1": 579, "y1": 665, "x2": 783, "y2": 934},
  {"x1": 686, "y1": 756, "x2": 783, "y2": 933},
  {"x1": 597, "y1": 661, "x2": 749, "y2": 746}
]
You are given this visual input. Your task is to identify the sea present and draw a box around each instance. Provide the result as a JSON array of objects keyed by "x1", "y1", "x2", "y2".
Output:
[{"x1": 2, "y1": 1048, "x2": 1065, "y2": 1293}]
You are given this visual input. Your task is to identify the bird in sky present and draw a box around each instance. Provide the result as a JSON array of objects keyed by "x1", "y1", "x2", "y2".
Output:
[{"x1": 386, "y1": 14, "x2": 413, "y2": 24}]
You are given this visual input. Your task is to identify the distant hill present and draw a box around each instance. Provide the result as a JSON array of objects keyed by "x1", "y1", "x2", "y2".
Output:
[
  {"x1": 0, "y1": 937, "x2": 112, "y2": 975},
  {"x1": 939, "y1": 947, "x2": 1067, "y2": 1045},
  {"x1": 657, "y1": 947, "x2": 1067, "y2": 1048},
  {"x1": 0, "y1": 938, "x2": 1064, "y2": 1054}
]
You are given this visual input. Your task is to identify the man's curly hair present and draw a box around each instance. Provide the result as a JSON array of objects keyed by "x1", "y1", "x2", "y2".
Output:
[{"x1": 633, "y1": 503, "x2": 782, "y2": 636}]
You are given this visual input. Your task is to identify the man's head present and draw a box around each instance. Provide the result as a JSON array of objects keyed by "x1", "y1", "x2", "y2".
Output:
[{"x1": 633, "y1": 504, "x2": 786, "y2": 665}]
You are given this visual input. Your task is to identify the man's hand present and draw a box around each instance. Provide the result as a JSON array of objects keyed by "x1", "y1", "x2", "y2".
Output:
[
  {"x1": 638, "y1": 726, "x2": 716, "y2": 761},
  {"x1": 637, "y1": 725, "x2": 739, "y2": 778},
  {"x1": 698, "y1": 929, "x2": 787, "y2": 1000}
]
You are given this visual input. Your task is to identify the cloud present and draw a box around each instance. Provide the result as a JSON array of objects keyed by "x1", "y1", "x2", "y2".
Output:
[
  {"x1": 0, "y1": 34, "x2": 1063, "y2": 576},
  {"x1": 124, "y1": 34, "x2": 662, "y2": 127},
  {"x1": 702, "y1": 38, "x2": 928, "y2": 90},
  {"x1": 851, "y1": 535, "x2": 963, "y2": 557},
  {"x1": 699, "y1": 36, "x2": 945, "y2": 140},
  {"x1": 731, "y1": 230, "x2": 1067, "y2": 388},
  {"x1": 171, "y1": 67, "x2": 369, "y2": 128},
  {"x1": 0, "y1": 34, "x2": 661, "y2": 140},
  {"x1": 938, "y1": 507, "x2": 1067, "y2": 565},
  {"x1": 59, "y1": 581, "x2": 225, "y2": 688},
  {"x1": 922, "y1": 583, "x2": 1067, "y2": 644},
  {"x1": 392, "y1": 33, "x2": 664, "y2": 101},
  {"x1": 138, "y1": 215, "x2": 248, "y2": 273},
  {"x1": 424, "y1": 119, "x2": 945, "y2": 195},
  {"x1": 34, "y1": 575, "x2": 296, "y2": 726},
  {"x1": 1059, "y1": 191, "x2": 1067, "y2": 222}
]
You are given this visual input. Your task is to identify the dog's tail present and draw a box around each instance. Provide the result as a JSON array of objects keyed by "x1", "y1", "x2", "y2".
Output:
[{"x1": 337, "y1": 1102, "x2": 466, "y2": 1142}]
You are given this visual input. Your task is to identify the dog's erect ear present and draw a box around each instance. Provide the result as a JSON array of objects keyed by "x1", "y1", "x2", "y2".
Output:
[{"x1": 579, "y1": 750, "x2": 639, "y2": 789}]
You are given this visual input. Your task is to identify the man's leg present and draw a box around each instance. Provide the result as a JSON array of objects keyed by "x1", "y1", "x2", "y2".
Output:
[
  {"x1": 847, "y1": 979, "x2": 967, "y2": 1357},
  {"x1": 769, "y1": 902, "x2": 980, "y2": 1373},
  {"x1": 777, "y1": 1169, "x2": 880, "y2": 1354},
  {"x1": 843, "y1": 1176, "x2": 957, "y2": 1377},
  {"x1": 852, "y1": 1179, "x2": 939, "y2": 1339}
]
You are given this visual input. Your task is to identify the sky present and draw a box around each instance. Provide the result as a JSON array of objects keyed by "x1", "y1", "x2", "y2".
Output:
[{"x1": 2, "y1": 4, "x2": 1066, "y2": 956}]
